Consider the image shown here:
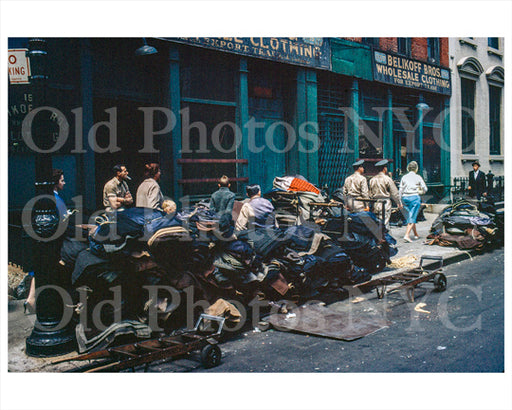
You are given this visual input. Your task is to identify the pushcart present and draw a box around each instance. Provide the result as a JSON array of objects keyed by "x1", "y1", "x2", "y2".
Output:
[
  {"x1": 53, "y1": 314, "x2": 225, "y2": 372},
  {"x1": 353, "y1": 255, "x2": 447, "y2": 302}
]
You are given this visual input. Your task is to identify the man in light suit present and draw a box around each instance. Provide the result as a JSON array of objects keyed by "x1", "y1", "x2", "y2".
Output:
[{"x1": 342, "y1": 160, "x2": 369, "y2": 213}]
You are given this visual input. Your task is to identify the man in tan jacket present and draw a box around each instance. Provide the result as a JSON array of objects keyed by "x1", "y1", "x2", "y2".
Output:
[
  {"x1": 103, "y1": 164, "x2": 133, "y2": 212},
  {"x1": 369, "y1": 159, "x2": 402, "y2": 227},
  {"x1": 342, "y1": 160, "x2": 369, "y2": 213}
]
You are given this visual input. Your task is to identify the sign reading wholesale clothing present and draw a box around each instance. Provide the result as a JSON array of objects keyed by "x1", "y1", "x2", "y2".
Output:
[
  {"x1": 167, "y1": 37, "x2": 331, "y2": 70},
  {"x1": 373, "y1": 51, "x2": 451, "y2": 95}
]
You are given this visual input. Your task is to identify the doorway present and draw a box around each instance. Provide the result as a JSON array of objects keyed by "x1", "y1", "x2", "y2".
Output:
[
  {"x1": 248, "y1": 60, "x2": 293, "y2": 192},
  {"x1": 93, "y1": 98, "x2": 163, "y2": 208}
]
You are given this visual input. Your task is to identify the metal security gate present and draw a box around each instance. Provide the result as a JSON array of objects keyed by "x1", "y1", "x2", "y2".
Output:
[{"x1": 317, "y1": 74, "x2": 350, "y2": 192}]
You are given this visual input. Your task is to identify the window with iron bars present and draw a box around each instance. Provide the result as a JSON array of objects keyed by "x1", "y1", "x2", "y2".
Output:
[{"x1": 317, "y1": 74, "x2": 350, "y2": 191}]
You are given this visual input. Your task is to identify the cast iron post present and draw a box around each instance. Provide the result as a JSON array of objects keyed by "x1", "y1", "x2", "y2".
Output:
[{"x1": 25, "y1": 38, "x2": 76, "y2": 357}]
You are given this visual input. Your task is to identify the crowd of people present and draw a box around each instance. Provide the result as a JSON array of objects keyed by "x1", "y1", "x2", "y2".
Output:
[
  {"x1": 50, "y1": 157, "x2": 487, "y2": 248},
  {"x1": 341, "y1": 159, "x2": 427, "y2": 243},
  {"x1": 23, "y1": 158, "x2": 452, "y2": 314}
]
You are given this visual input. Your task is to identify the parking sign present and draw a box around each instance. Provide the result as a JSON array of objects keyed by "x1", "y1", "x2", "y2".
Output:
[{"x1": 8, "y1": 49, "x2": 31, "y2": 84}]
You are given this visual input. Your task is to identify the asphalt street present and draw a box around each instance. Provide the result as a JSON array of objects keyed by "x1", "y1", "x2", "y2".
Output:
[{"x1": 149, "y1": 248, "x2": 504, "y2": 373}]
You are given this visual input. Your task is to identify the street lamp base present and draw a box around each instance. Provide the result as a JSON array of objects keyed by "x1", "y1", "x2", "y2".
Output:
[{"x1": 26, "y1": 325, "x2": 76, "y2": 357}]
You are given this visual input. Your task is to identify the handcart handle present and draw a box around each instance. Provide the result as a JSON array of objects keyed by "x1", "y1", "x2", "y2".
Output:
[
  {"x1": 420, "y1": 255, "x2": 443, "y2": 270},
  {"x1": 194, "y1": 314, "x2": 226, "y2": 335}
]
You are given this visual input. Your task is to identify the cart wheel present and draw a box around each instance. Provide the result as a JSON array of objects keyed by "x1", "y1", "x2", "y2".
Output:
[
  {"x1": 433, "y1": 273, "x2": 447, "y2": 291},
  {"x1": 201, "y1": 344, "x2": 221, "y2": 369}
]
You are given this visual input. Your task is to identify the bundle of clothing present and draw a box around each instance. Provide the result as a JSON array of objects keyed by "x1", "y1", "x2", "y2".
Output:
[
  {"x1": 335, "y1": 212, "x2": 398, "y2": 274},
  {"x1": 427, "y1": 200, "x2": 499, "y2": 250},
  {"x1": 266, "y1": 175, "x2": 326, "y2": 225},
  {"x1": 87, "y1": 206, "x2": 235, "y2": 257},
  {"x1": 478, "y1": 198, "x2": 504, "y2": 246}
]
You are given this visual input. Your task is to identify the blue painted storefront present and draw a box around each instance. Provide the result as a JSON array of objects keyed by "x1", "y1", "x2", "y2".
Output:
[{"x1": 8, "y1": 37, "x2": 451, "y2": 216}]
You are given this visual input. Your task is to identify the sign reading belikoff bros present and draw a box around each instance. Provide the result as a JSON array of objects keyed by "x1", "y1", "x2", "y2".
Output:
[
  {"x1": 167, "y1": 37, "x2": 331, "y2": 70},
  {"x1": 373, "y1": 50, "x2": 451, "y2": 95}
]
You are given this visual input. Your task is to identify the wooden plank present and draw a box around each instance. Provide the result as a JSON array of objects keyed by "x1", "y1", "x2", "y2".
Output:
[
  {"x1": 178, "y1": 159, "x2": 248, "y2": 164},
  {"x1": 135, "y1": 344, "x2": 162, "y2": 353},
  {"x1": 181, "y1": 97, "x2": 237, "y2": 107},
  {"x1": 108, "y1": 348, "x2": 138, "y2": 358}
]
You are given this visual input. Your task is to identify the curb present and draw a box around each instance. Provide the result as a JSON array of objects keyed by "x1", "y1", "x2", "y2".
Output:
[
  {"x1": 375, "y1": 248, "x2": 485, "y2": 281},
  {"x1": 347, "y1": 246, "x2": 502, "y2": 304}
]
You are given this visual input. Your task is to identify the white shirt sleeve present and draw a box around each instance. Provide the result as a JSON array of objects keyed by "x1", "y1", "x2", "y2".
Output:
[{"x1": 235, "y1": 203, "x2": 253, "y2": 231}]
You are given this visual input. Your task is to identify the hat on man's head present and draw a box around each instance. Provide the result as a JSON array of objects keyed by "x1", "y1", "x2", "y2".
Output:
[
  {"x1": 352, "y1": 159, "x2": 364, "y2": 168},
  {"x1": 472, "y1": 161, "x2": 480, "y2": 167},
  {"x1": 375, "y1": 159, "x2": 389, "y2": 168}
]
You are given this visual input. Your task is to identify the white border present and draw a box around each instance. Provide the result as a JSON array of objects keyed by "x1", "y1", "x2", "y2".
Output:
[{"x1": 1, "y1": 1, "x2": 511, "y2": 410}]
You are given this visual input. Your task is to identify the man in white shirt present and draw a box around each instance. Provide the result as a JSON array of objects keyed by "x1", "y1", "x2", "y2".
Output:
[{"x1": 235, "y1": 185, "x2": 276, "y2": 232}]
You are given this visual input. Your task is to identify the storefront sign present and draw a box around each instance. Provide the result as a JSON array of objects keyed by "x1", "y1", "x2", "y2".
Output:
[
  {"x1": 373, "y1": 50, "x2": 451, "y2": 95},
  {"x1": 8, "y1": 49, "x2": 31, "y2": 84},
  {"x1": 8, "y1": 86, "x2": 33, "y2": 152},
  {"x1": 167, "y1": 37, "x2": 331, "y2": 70}
]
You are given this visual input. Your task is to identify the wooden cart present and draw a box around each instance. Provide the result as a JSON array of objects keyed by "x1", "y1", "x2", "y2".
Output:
[{"x1": 53, "y1": 314, "x2": 225, "y2": 372}]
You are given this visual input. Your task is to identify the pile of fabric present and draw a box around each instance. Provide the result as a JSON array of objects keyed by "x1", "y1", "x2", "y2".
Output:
[
  {"x1": 60, "y1": 192, "x2": 398, "y2": 340},
  {"x1": 426, "y1": 200, "x2": 499, "y2": 250},
  {"x1": 337, "y1": 212, "x2": 397, "y2": 274},
  {"x1": 56, "y1": 170, "x2": 401, "y2": 347},
  {"x1": 268, "y1": 176, "x2": 397, "y2": 275},
  {"x1": 478, "y1": 198, "x2": 504, "y2": 246}
]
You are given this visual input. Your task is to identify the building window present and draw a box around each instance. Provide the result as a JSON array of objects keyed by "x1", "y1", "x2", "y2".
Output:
[
  {"x1": 489, "y1": 85, "x2": 502, "y2": 155},
  {"x1": 427, "y1": 38, "x2": 440, "y2": 64},
  {"x1": 461, "y1": 77, "x2": 476, "y2": 154},
  {"x1": 488, "y1": 37, "x2": 500, "y2": 49},
  {"x1": 180, "y1": 47, "x2": 236, "y2": 102},
  {"x1": 362, "y1": 38, "x2": 379, "y2": 48},
  {"x1": 397, "y1": 38, "x2": 411, "y2": 56}
]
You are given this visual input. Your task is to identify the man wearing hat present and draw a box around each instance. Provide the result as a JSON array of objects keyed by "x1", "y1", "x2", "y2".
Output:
[
  {"x1": 342, "y1": 160, "x2": 369, "y2": 212},
  {"x1": 369, "y1": 159, "x2": 402, "y2": 227},
  {"x1": 468, "y1": 161, "x2": 487, "y2": 199}
]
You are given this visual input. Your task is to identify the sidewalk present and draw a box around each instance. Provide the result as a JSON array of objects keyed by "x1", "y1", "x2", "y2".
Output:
[
  {"x1": 8, "y1": 301, "x2": 83, "y2": 372},
  {"x1": 8, "y1": 210, "x2": 484, "y2": 372},
  {"x1": 385, "y1": 211, "x2": 480, "y2": 274}
]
